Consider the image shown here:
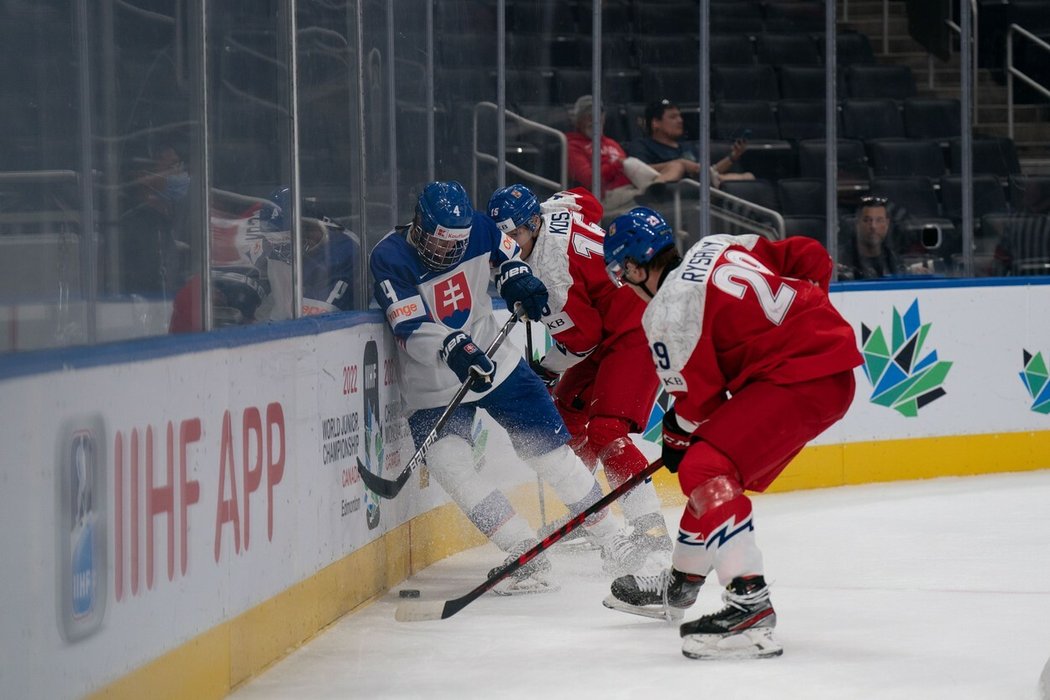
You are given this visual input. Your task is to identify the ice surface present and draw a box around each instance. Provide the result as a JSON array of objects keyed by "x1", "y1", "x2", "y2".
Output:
[{"x1": 232, "y1": 471, "x2": 1050, "y2": 700}]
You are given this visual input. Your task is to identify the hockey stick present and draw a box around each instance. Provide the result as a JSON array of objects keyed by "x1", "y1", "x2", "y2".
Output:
[
  {"x1": 356, "y1": 310, "x2": 521, "y2": 500},
  {"x1": 394, "y1": 456, "x2": 664, "y2": 622},
  {"x1": 524, "y1": 320, "x2": 547, "y2": 528}
]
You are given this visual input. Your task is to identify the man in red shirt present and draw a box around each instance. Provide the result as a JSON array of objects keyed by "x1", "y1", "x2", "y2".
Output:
[
  {"x1": 566, "y1": 95, "x2": 684, "y2": 223},
  {"x1": 601, "y1": 207, "x2": 862, "y2": 660},
  {"x1": 487, "y1": 185, "x2": 672, "y2": 562}
]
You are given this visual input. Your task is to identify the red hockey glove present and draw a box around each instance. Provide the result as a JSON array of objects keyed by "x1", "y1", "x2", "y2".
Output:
[{"x1": 661, "y1": 408, "x2": 694, "y2": 474}]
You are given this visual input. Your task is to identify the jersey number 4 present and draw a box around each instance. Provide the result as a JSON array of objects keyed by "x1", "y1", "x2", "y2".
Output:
[{"x1": 712, "y1": 250, "x2": 796, "y2": 326}]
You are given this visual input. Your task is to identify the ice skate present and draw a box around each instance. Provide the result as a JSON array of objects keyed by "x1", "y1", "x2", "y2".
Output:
[
  {"x1": 603, "y1": 567, "x2": 704, "y2": 621},
  {"x1": 679, "y1": 576, "x2": 783, "y2": 659},
  {"x1": 629, "y1": 512, "x2": 673, "y2": 555},
  {"x1": 537, "y1": 515, "x2": 600, "y2": 552},
  {"x1": 595, "y1": 529, "x2": 649, "y2": 577},
  {"x1": 488, "y1": 539, "x2": 558, "y2": 596}
]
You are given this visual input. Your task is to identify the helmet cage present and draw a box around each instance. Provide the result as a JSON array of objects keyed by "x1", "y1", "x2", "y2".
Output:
[
  {"x1": 411, "y1": 220, "x2": 471, "y2": 271},
  {"x1": 413, "y1": 181, "x2": 474, "y2": 271}
]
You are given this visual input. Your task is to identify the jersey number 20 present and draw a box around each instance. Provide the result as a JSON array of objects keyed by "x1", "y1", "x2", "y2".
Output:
[{"x1": 712, "y1": 250, "x2": 796, "y2": 326}]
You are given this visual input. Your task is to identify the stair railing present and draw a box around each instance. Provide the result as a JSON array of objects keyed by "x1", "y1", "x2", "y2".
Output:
[
  {"x1": 471, "y1": 102, "x2": 567, "y2": 205},
  {"x1": 1006, "y1": 24, "x2": 1050, "y2": 140}
]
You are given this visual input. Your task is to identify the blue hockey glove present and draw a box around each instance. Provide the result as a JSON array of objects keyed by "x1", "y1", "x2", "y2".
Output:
[
  {"x1": 662, "y1": 408, "x2": 694, "y2": 474},
  {"x1": 496, "y1": 261, "x2": 549, "y2": 321},
  {"x1": 440, "y1": 331, "x2": 496, "y2": 391}
]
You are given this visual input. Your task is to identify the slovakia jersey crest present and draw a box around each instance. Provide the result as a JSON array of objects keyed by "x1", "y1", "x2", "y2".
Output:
[{"x1": 432, "y1": 270, "x2": 472, "y2": 329}]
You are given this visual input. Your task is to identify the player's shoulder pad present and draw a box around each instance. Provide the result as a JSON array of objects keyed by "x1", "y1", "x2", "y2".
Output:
[{"x1": 643, "y1": 260, "x2": 709, "y2": 374}]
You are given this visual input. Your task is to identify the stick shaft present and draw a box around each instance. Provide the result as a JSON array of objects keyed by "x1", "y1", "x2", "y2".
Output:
[
  {"x1": 395, "y1": 457, "x2": 665, "y2": 621},
  {"x1": 357, "y1": 311, "x2": 520, "y2": 499}
]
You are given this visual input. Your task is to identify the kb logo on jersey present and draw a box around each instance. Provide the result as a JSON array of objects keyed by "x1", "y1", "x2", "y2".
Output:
[{"x1": 433, "y1": 271, "x2": 472, "y2": 329}]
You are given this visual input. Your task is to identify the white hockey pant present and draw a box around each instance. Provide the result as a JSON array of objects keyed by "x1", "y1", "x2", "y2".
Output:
[
  {"x1": 528, "y1": 445, "x2": 619, "y2": 541},
  {"x1": 426, "y1": 435, "x2": 534, "y2": 552}
]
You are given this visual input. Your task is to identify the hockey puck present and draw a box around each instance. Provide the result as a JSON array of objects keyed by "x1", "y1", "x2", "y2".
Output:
[{"x1": 398, "y1": 589, "x2": 420, "y2": 598}]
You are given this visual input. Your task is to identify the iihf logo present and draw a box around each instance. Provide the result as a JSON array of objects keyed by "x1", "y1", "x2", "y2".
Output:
[{"x1": 57, "y1": 416, "x2": 108, "y2": 642}]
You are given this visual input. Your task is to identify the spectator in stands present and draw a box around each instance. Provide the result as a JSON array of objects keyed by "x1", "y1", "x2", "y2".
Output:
[
  {"x1": 566, "y1": 95, "x2": 685, "y2": 222},
  {"x1": 119, "y1": 143, "x2": 190, "y2": 297},
  {"x1": 838, "y1": 195, "x2": 904, "y2": 280},
  {"x1": 627, "y1": 99, "x2": 754, "y2": 189}
]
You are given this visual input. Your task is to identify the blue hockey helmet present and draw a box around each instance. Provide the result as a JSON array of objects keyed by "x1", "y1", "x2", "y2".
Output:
[
  {"x1": 604, "y1": 207, "x2": 675, "y2": 287},
  {"x1": 259, "y1": 186, "x2": 292, "y2": 231},
  {"x1": 412, "y1": 181, "x2": 474, "y2": 271},
  {"x1": 487, "y1": 184, "x2": 541, "y2": 236},
  {"x1": 262, "y1": 186, "x2": 331, "y2": 231}
]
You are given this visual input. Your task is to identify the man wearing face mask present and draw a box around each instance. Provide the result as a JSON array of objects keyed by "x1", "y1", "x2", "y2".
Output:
[{"x1": 119, "y1": 144, "x2": 191, "y2": 296}]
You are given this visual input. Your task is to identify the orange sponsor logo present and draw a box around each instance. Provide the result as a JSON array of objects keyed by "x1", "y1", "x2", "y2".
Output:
[{"x1": 389, "y1": 302, "x2": 420, "y2": 320}]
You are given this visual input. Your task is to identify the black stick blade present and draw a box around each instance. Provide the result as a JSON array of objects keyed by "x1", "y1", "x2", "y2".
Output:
[{"x1": 356, "y1": 457, "x2": 410, "y2": 499}]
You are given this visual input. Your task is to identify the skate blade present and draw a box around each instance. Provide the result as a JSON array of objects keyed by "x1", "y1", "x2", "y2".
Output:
[
  {"x1": 491, "y1": 579, "x2": 560, "y2": 596},
  {"x1": 555, "y1": 538, "x2": 600, "y2": 552},
  {"x1": 681, "y1": 627, "x2": 783, "y2": 660},
  {"x1": 602, "y1": 595, "x2": 684, "y2": 623}
]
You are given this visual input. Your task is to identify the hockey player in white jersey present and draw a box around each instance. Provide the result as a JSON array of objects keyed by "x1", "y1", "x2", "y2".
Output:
[
  {"x1": 369, "y1": 181, "x2": 641, "y2": 593},
  {"x1": 486, "y1": 185, "x2": 670, "y2": 563}
]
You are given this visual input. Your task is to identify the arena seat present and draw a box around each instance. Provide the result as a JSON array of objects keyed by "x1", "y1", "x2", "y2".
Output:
[
  {"x1": 776, "y1": 99, "x2": 831, "y2": 141},
  {"x1": 833, "y1": 31, "x2": 877, "y2": 66},
  {"x1": 867, "y1": 138, "x2": 946, "y2": 178},
  {"x1": 778, "y1": 64, "x2": 846, "y2": 100},
  {"x1": 634, "y1": 3, "x2": 698, "y2": 35},
  {"x1": 710, "y1": 33, "x2": 756, "y2": 65},
  {"x1": 720, "y1": 178, "x2": 781, "y2": 212},
  {"x1": 777, "y1": 177, "x2": 827, "y2": 216},
  {"x1": 986, "y1": 213, "x2": 1050, "y2": 275},
  {"x1": 783, "y1": 215, "x2": 827, "y2": 241},
  {"x1": 712, "y1": 64, "x2": 779, "y2": 101},
  {"x1": 902, "y1": 97, "x2": 962, "y2": 141},
  {"x1": 869, "y1": 176, "x2": 943, "y2": 219},
  {"x1": 757, "y1": 33, "x2": 821, "y2": 66},
  {"x1": 842, "y1": 99, "x2": 905, "y2": 141},
  {"x1": 1008, "y1": 174, "x2": 1050, "y2": 214},
  {"x1": 939, "y1": 174, "x2": 1009, "y2": 223},
  {"x1": 713, "y1": 100, "x2": 782, "y2": 140},
  {"x1": 949, "y1": 136, "x2": 1022, "y2": 178},
  {"x1": 846, "y1": 65, "x2": 917, "y2": 100},
  {"x1": 798, "y1": 138, "x2": 870, "y2": 186}
]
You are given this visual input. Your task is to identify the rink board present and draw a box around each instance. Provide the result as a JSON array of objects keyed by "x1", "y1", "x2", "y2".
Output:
[{"x1": 0, "y1": 280, "x2": 1048, "y2": 699}]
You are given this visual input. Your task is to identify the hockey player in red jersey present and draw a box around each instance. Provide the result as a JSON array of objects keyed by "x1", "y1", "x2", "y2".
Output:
[
  {"x1": 601, "y1": 207, "x2": 862, "y2": 660},
  {"x1": 487, "y1": 185, "x2": 671, "y2": 561}
]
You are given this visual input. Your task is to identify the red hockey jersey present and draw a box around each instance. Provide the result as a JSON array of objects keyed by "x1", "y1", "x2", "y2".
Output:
[
  {"x1": 643, "y1": 234, "x2": 863, "y2": 427},
  {"x1": 528, "y1": 189, "x2": 648, "y2": 372}
]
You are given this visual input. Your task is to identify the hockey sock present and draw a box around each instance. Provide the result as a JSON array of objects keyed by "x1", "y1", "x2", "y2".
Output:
[
  {"x1": 594, "y1": 434, "x2": 663, "y2": 524},
  {"x1": 528, "y1": 445, "x2": 610, "y2": 526},
  {"x1": 676, "y1": 477, "x2": 764, "y2": 586}
]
